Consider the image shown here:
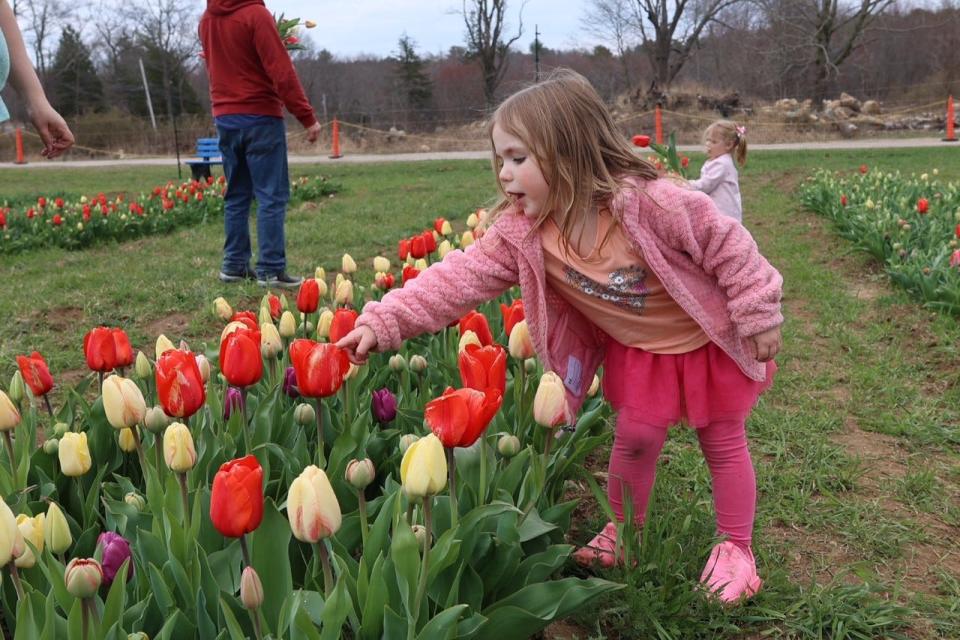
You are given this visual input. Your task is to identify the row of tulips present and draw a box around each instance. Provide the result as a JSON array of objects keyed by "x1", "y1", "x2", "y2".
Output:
[
  {"x1": 0, "y1": 174, "x2": 338, "y2": 255},
  {"x1": 0, "y1": 207, "x2": 619, "y2": 639},
  {"x1": 799, "y1": 166, "x2": 960, "y2": 314}
]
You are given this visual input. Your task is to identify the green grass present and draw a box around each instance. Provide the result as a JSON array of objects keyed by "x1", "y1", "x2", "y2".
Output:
[{"x1": 2, "y1": 148, "x2": 959, "y2": 638}]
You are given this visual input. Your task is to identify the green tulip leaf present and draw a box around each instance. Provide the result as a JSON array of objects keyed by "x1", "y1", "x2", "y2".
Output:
[
  {"x1": 13, "y1": 592, "x2": 39, "y2": 640},
  {"x1": 318, "y1": 576, "x2": 352, "y2": 640},
  {"x1": 516, "y1": 508, "x2": 556, "y2": 543},
  {"x1": 415, "y1": 604, "x2": 469, "y2": 640},
  {"x1": 382, "y1": 605, "x2": 407, "y2": 640},
  {"x1": 363, "y1": 490, "x2": 397, "y2": 568},
  {"x1": 390, "y1": 516, "x2": 419, "y2": 617},
  {"x1": 359, "y1": 553, "x2": 388, "y2": 640},
  {"x1": 101, "y1": 557, "x2": 130, "y2": 632},
  {"x1": 218, "y1": 596, "x2": 248, "y2": 640},
  {"x1": 147, "y1": 562, "x2": 176, "y2": 615},
  {"x1": 250, "y1": 498, "x2": 294, "y2": 628}
]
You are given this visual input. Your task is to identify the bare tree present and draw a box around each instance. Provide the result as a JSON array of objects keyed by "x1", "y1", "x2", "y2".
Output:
[
  {"x1": 582, "y1": 0, "x2": 636, "y2": 87},
  {"x1": 18, "y1": 0, "x2": 73, "y2": 79},
  {"x1": 461, "y1": 0, "x2": 525, "y2": 107}
]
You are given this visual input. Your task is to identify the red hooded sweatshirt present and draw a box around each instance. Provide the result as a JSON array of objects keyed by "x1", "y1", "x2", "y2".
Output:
[{"x1": 199, "y1": 0, "x2": 317, "y2": 128}]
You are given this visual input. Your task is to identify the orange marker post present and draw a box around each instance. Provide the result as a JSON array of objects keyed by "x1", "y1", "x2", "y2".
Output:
[
  {"x1": 654, "y1": 105, "x2": 663, "y2": 145},
  {"x1": 944, "y1": 96, "x2": 957, "y2": 142},
  {"x1": 14, "y1": 127, "x2": 26, "y2": 164},
  {"x1": 329, "y1": 118, "x2": 343, "y2": 159}
]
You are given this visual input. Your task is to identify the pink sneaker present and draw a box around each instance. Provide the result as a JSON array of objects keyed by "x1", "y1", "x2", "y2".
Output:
[
  {"x1": 699, "y1": 541, "x2": 762, "y2": 604},
  {"x1": 572, "y1": 522, "x2": 619, "y2": 568}
]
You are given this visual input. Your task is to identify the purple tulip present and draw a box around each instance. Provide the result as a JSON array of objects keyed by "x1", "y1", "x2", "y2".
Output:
[
  {"x1": 283, "y1": 366, "x2": 299, "y2": 399},
  {"x1": 96, "y1": 531, "x2": 134, "y2": 586},
  {"x1": 371, "y1": 388, "x2": 397, "y2": 424},
  {"x1": 223, "y1": 387, "x2": 244, "y2": 420}
]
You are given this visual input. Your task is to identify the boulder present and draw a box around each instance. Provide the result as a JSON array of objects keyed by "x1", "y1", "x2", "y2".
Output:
[
  {"x1": 862, "y1": 100, "x2": 882, "y2": 115},
  {"x1": 839, "y1": 92, "x2": 862, "y2": 112}
]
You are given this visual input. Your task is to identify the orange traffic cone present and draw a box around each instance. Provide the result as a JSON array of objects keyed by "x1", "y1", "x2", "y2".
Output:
[
  {"x1": 329, "y1": 118, "x2": 343, "y2": 159},
  {"x1": 654, "y1": 105, "x2": 663, "y2": 145},
  {"x1": 14, "y1": 127, "x2": 26, "y2": 164},
  {"x1": 944, "y1": 96, "x2": 957, "y2": 142}
]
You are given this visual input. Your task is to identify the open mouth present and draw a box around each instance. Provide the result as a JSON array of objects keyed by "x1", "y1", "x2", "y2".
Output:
[{"x1": 507, "y1": 191, "x2": 525, "y2": 202}]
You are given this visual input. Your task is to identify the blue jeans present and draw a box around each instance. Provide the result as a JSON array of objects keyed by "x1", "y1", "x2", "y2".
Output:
[{"x1": 216, "y1": 118, "x2": 290, "y2": 278}]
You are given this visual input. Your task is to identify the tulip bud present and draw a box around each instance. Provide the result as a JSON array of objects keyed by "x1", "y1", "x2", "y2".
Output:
[
  {"x1": 240, "y1": 566, "x2": 264, "y2": 610},
  {"x1": 279, "y1": 311, "x2": 297, "y2": 338},
  {"x1": 411, "y1": 524, "x2": 429, "y2": 550},
  {"x1": 345, "y1": 363, "x2": 360, "y2": 380},
  {"x1": 587, "y1": 374, "x2": 601, "y2": 397},
  {"x1": 124, "y1": 492, "x2": 146, "y2": 512},
  {"x1": 313, "y1": 265, "x2": 326, "y2": 280},
  {"x1": 0, "y1": 501, "x2": 23, "y2": 568},
  {"x1": 294, "y1": 403, "x2": 316, "y2": 426},
  {"x1": 458, "y1": 330, "x2": 481, "y2": 353},
  {"x1": 508, "y1": 320, "x2": 535, "y2": 359},
  {"x1": 373, "y1": 256, "x2": 391, "y2": 272},
  {"x1": 460, "y1": 231, "x2": 475, "y2": 248},
  {"x1": 118, "y1": 428, "x2": 137, "y2": 453},
  {"x1": 128, "y1": 633, "x2": 150, "y2": 640},
  {"x1": 14, "y1": 513, "x2": 45, "y2": 568},
  {"x1": 342, "y1": 254, "x2": 357, "y2": 274},
  {"x1": 388, "y1": 354, "x2": 407, "y2": 371},
  {"x1": 143, "y1": 406, "x2": 170, "y2": 434},
  {"x1": 8, "y1": 371, "x2": 24, "y2": 404},
  {"x1": 54, "y1": 421, "x2": 69, "y2": 437},
  {"x1": 135, "y1": 351, "x2": 152, "y2": 379},
  {"x1": 45, "y1": 502, "x2": 71, "y2": 554},
  {"x1": 102, "y1": 375, "x2": 147, "y2": 430},
  {"x1": 155, "y1": 334, "x2": 175, "y2": 360},
  {"x1": 43, "y1": 438, "x2": 59, "y2": 454},
  {"x1": 223, "y1": 387, "x2": 245, "y2": 421},
  {"x1": 414, "y1": 258, "x2": 428, "y2": 271},
  {"x1": 287, "y1": 466, "x2": 342, "y2": 543},
  {"x1": 437, "y1": 240, "x2": 452, "y2": 259},
  {"x1": 283, "y1": 367, "x2": 299, "y2": 399},
  {"x1": 315, "y1": 278, "x2": 328, "y2": 298},
  {"x1": 59, "y1": 432, "x2": 92, "y2": 477},
  {"x1": 497, "y1": 434, "x2": 521, "y2": 458},
  {"x1": 316, "y1": 309, "x2": 334, "y2": 339},
  {"x1": 440, "y1": 220, "x2": 452, "y2": 235},
  {"x1": 65, "y1": 558, "x2": 102, "y2": 598},
  {"x1": 212, "y1": 297, "x2": 233, "y2": 322},
  {"x1": 163, "y1": 422, "x2": 196, "y2": 472},
  {"x1": 398, "y1": 433, "x2": 419, "y2": 454},
  {"x1": 345, "y1": 458, "x2": 375, "y2": 490},
  {"x1": 261, "y1": 323, "x2": 282, "y2": 359},
  {"x1": 334, "y1": 280, "x2": 354, "y2": 306},
  {"x1": 466, "y1": 212, "x2": 479, "y2": 228},
  {"x1": 195, "y1": 354, "x2": 211, "y2": 383},
  {"x1": 258, "y1": 304, "x2": 273, "y2": 327},
  {"x1": 533, "y1": 372, "x2": 567, "y2": 428},
  {"x1": 96, "y1": 531, "x2": 134, "y2": 586},
  {"x1": 524, "y1": 358, "x2": 538, "y2": 373},
  {"x1": 0, "y1": 390, "x2": 21, "y2": 431},
  {"x1": 400, "y1": 433, "x2": 447, "y2": 500},
  {"x1": 409, "y1": 355, "x2": 428, "y2": 373}
]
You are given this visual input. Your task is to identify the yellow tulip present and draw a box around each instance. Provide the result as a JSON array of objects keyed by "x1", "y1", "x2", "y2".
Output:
[
  {"x1": 44, "y1": 502, "x2": 72, "y2": 555},
  {"x1": 461, "y1": 231, "x2": 475, "y2": 248},
  {"x1": 334, "y1": 280, "x2": 354, "y2": 306},
  {"x1": 508, "y1": 320, "x2": 535, "y2": 359},
  {"x1": 14, "y1": 513, "x2": 44, "y2": 568},
  {"x1": 414, "y1": 258, "x2": 428, "y2": 271},
  {"x1": 286, "y1": 466, "x2": 342, "y2": 543},
  {"x1": 341, "y1": 254, "x2": 357, "y2": 274},
  {"x1": 0, "y1": 500, "x2": 24, "y2": 567},
  {"x1": 587, "y1": 374, "x2": 601, "y2": 397},
  {"x1": 466, "y1": 212, "x2": 479, "y2": 229},
  {"x1": 212, "y1": 297, "x2": 233, "y2": 322},
  {"x1": 155, "y1": 334, "x2": 175, "y2": 360},
  {"x1": 437, "y1": 240, "x2": 452, "y2": 259},
  {"x1": 134, "y1": 351, "x2": 152, "y2": 379},
  {"x1": 373, "y1": 256, "x2": 391, "y2": 272},
  {"x1": 316, "y1": 309, "x2": 334, "y2": 339},
  {"x1": 533, "y1": 371, "x2": 567, "y2": 427},
  {"x1": 458, "y1": 330, "x2": 481, "y2": 353},
  {"x1": 315, "y1": 277, "x2": 328, "y2": 298},
  {"x1": 409, "y1": 355, "x2": 428, "y2": 373},
  {"x1": 195, "y1": 354, "x2": 211, "y2": 383},
  {"x1": 314, "y1": 266, "x2": 326, "y2": 281},
  {"x1": 440, "y1": 220, "x2": 453, "y2": 235},
  {"x1": 59, "y1": 432, "x2": 92, "y2": 477},
  {"x1": 258, "y1": 304, "x2": 273, "y2": 327},
  {"x1": 261, "y1": 322, "x2": 282, "y2": 359},
  {"x1": 118, "y1": 428, "x2": 137, "y2": 453},
  {"x1": 102, "y1": 375, "x2": 147, "y2": 430},
  {"x1": 279, "y1": 311, "x2": 297, "y2": 339},
  {"x1": 0, "y1": 390, "x2": 21, "y2": 432},
  {"x1": 304, "y1": 19, "x2": 317, "y2": 28},
  {"x1": 163, "y1": 422, "x2": 196, "y2": 472},
  {"x1": 399, "y1": 433, "x2": 447, "y2": 500}
]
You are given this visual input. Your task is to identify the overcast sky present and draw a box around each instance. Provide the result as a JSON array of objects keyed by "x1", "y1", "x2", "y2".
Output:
[{"x1": 233, "y1": 0, "x2": 603, "y2": 59}]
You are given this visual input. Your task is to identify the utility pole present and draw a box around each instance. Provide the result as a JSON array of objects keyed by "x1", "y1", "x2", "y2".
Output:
[
  {"x1": 139, "y1": 58, "x2": 158, "y2": 130},
  {"x1": 534, "y1": 25, "x2": 541, "y2": 82}
]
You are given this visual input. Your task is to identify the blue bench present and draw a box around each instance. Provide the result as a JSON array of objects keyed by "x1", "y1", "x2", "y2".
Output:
[{"x1": 185, "y1": 137, "x2": 222, "y2": 180}]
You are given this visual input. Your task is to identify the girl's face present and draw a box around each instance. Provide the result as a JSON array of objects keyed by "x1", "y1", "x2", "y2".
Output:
[
  {"x1": 492, "y1": 123, "x2": 549, "y2": 218},
  {"x1": 704, "y1": 128, "x2": 734, "y2": 160}
]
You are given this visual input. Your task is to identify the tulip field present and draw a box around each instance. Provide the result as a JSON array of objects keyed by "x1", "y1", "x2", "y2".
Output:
[{"x1": 1, "y1": 149, "x2": 959, "y2": 640}]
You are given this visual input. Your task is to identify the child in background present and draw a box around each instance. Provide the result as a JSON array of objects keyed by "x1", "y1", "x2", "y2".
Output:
[
  {"x1": 337, "y1": 70, "x2": 782, "y2": 604},
  {"x1": 689, "y1": 120, "x2": 747, "y2": 222}
]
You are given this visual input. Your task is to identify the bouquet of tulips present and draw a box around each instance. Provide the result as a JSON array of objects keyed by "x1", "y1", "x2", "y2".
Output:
[{"x1": 275, "y1": 13, "x2": 316, "y2": 51}]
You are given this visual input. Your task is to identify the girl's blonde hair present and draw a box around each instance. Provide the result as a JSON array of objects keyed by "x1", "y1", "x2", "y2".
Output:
[
  {"x1": 706, "y1": 120, "x2": 748, "y2": 166},
  {"x1": 485, "y1": 69, "x2": 657, "y2": 249}
]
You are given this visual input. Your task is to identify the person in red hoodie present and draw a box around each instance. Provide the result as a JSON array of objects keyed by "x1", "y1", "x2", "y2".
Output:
[{"x1": 199, "y1": 0, "x2": 321, "y2": 289}]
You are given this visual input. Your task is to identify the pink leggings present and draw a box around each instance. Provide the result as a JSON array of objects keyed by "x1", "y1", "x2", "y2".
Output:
[{"x1": 607, "y1": 408, "x2": 757, "y2": 549}]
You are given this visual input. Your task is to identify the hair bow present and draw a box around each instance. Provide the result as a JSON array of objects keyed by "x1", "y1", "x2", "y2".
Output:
[{"x1": 735, "y1": 125, "x2": 746, "y2": 137}]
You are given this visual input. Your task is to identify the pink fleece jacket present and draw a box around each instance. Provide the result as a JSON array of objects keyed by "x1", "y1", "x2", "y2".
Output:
[{"x1": 355, "y1": 176, "x2": 783, "y2": 417}]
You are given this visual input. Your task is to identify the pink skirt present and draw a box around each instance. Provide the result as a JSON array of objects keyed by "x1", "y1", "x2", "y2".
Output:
[{"x1": 602, "y1": 340, "x2": 776, "y2": 428}]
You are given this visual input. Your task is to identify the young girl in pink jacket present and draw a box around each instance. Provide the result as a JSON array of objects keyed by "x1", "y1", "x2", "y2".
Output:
[{"x1": 337, "y1": 69, "x2": 782, "y2": 604}]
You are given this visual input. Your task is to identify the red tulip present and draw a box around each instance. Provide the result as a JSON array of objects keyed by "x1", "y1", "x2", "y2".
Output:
[
  {"x1": 289, "y1": 340, "x2": 350, "y2": 398},
  {"x1": 840, "y1": 194, "x2": 847, "y2": 207},
  {"x1": 83, "y1": 327, "x2": 118, "y2": 372},
  {"x1": 230, "y1": 311, "x2": 259, "y2": 333},
  {"x1": 499, "y1": 299, "x2": 525, "y2": 337},
  {"x1": 916, "y1": 198, "x2": 929, "y2": 214},
  {"x1": 52, "y1": 214, "x2": 63, "y2": 226},
  {"x1": 155, "y1": 349, "x2": 206, "y2": 418},
  {"x1": 220, "y1": 327, "x2": 263, "y2": 388},
  {"x1": 681, "y1": 156, "x2": 689, "y2": 168},
  {"x1": 112, "y1": 329, "x2": 134, "y2": 368},
  {"x1": 859, "y1": 164, "x2": 868, "y2": 174},
  {"x1": 16, "y1": 351, "x2": 53, "y2": 397},
  {"x1": 433, "y1": 217, "x2": 447, "y2": 234},
  {"x1": 267, "y1": 294, "x2": 282, "y2": 320},
  {"x1": 296, "y1": 279, "x2": 320, "y2": 314},
  {"x1": 459, "y1": 310, "x2": 493, "y2": 346},
  {"x1": 422, "y1": 230, "x2": 437, "y2": 254},
  {"x1": 458, "y1": 343, "x2": 507, "y2": 396},
  {"x1": 328, "y1": 308, "x2": 359, "y2": 344},
  {"x1": 398, "y1": 238, "x2": 410, "y2": 260},
  {"x1": 632, "y1": 135, "x2": 651, "y2": 147},
  {"x1": 210, "y1": 455, "x2": 264, "y2": 538},
  {"x1": 955, "y1": 223, "x2": 960, "y2": 239},
  {"x1": 402, "y1": 265, "x2": 420, "y2": 285},
  {"x1": 374, "y1": 272, "x2": 395, "y2": 290},
  {"x1": 425, "y1": 386, "x2": 502, "y2": 448},
  {"x1": 410, "y1": 235, "x2": 427, "y2": 259}
]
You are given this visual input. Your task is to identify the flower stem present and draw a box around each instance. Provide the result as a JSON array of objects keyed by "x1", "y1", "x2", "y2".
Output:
[
  {"x1": 81, "y1": 596, "x2": 90, "y2": 640},
  {"x1": 248, "y1": 608, "x2": 264, "y2": 640},
  {"x1": 178, "y1": 472, "x2": 191, "y2": 527},
  {"x1": 445, "y1": 448, "x2": 458, "y2": 528},
  {"x1": 97, "y1": 371, "x2": 104, "y2": 394},
  {"x1": 314, "y1": 399, "x2": 325, "y2": 467},
  {"x1": 3, "y1": 430, "x2": 18, "y2": 490},
  {"x1": 9, "y1": 564, "x2": 25, "y2": 601},
  {"x1": 317, "y1": 540, "x2": 334, "y2": 598},
  {"x1": 239, "y1": 534, "x2": 253, "y2": 567},
  {"x1": 478, "y1": 433, "x2": 488, "y2": 506},
  {"x1": 357, "y1": 491, "x2": 369, "y2": 547},
  {"x1": 131, "y1": 423, "x2": 147, "y2": 471},
  {"x1": 43, "y1": 394, "x2": 55, "y2": 419},
  {"x1": 407, "y1": 497, "x2": 432, "y2": 640}
]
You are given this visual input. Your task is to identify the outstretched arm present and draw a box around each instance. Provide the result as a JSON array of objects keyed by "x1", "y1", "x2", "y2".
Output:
[{"x1": 0, "y1": 1, "x2": 74, "y2": 158}]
